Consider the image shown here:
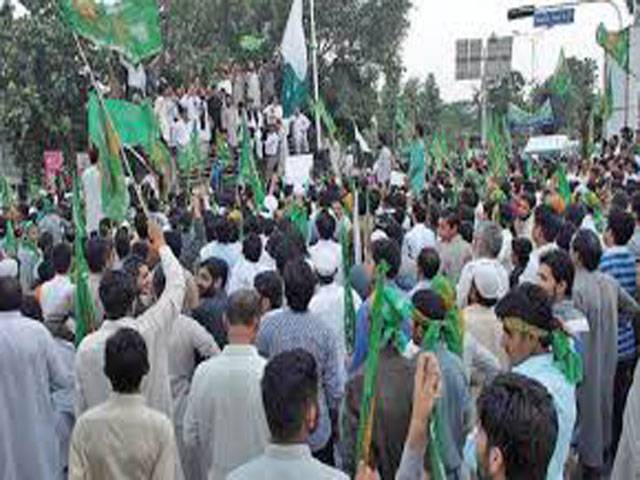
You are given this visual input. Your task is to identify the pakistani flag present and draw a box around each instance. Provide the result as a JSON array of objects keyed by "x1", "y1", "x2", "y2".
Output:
[
  {"x1": 550, "y1": 49, "x2": 573, "y2": 98},
  {"x1": 596, "y1": 23, "x2": 630, "y2": 72},
  {"x1": 281, "y1": 0, "x2": 308, "y2": 118},
  {"x1": 602, "y1": 65, "x2": 614, "y2": 120},
  {"x1": 59, "y1": 0, "x2": 162, "y2": 64}
]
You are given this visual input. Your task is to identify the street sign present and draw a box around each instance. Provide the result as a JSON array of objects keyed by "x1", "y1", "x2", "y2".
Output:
[
  {"x1": 485, "y1": 36, "x2": 513, "y2": 81},
  {"x1": 455, "y1": 38, "x2": 483, "y2": 81},
  {"x1": 534, "y1": 7, "x2": 575, "y2": 28}
]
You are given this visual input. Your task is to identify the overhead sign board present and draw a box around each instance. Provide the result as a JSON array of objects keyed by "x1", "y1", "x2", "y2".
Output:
[
  {"x1": 455, "y1": 38, "x2": 483, "y2": 81},
  {"x1": 485, "y1": 36, "x2": 513, "y2": 81},
  {"x1": 534, "y1": 7, "x2": 575, "y2": 28}
]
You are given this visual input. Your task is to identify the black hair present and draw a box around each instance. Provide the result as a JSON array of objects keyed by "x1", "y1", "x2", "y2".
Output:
[
  {"x1": 316, "y1": 209, "x2": 336, "y2": 241},
  {"x1": 412, "y1": 289, "x2": 447, "y2": 321},
  {"x1": 495, "y1": 283, "x2": 557, "y2": 343},
  {"x1": 417, "y1": 247, "x2": 440, "y2": 280},
  {"x1": 98, "y1": 218, "x2": 113, "y2": 238},
  {"x1": 86, "y1": 237, "x2": 111, "y2": 274},
  {"x1": 459, "y1": 221, "x2": 474, "y2": 244},
  {"x1": 571, "y1": 229, "x2": 602, "y2": 272},
  {"x1": 0, "y1": 276, "x2": 22, "y2": 311},
  {"x1": 631, "y1": 191, "x2": 640, "y2": 221},
  {"x1": 555, "y1": 221, "x2": 577, "y2": 252},
  {"x1": 564, "y1": 203, "x2": 587, "y2": 228},
  {"x1": 283, "y1": 258, "x2": 316, "y2": 312},
  {"x1": 38, "y1": 231, "x2": 54, "y2": 256},
  {"x1": 534, "y1": 205, "x2": 561, "y2": 243},
  {"x1": 511, "y1": 237, "x2": 533, "y2": 268},
  {"x1": 477, "y1": 373, "x2": 558, "y2": 480},
  {"x1": 100, "y1": 270, "x2": 137, "y2": 319},
  {"x1": 51, "y1": 242, "x2": 72, "y2": 275},
  {"x1": 540, "y1": 249, "x2": 575, "y2": 297},
  {"x1": 261, "y1": 349, "x2": 318, "y2": 442},
  {"x1": 104, "y1": 328, "x2": 150, "y2": 393},
  {"x1": 115, "y1": 226, "x2": 131, "y2": 259},
  {"x1": 242, "y1": 233, "x2": 262, "y2": 263},
  {"x1": 226, "y1": 289, "x2": 261, "y2": 326},
  {"x1": 134, "y1": 210, "x2": 148, "y2": 239},
  {"x1": 611, "y1": 190, "x2": 630, "y2": 212},
  {"x1": 130, "y1": 241, "x2": 150, "y2": 262},
  {"x1": 372, "y1": 238, "x2": 401, "y2": 279},
  {"x1": 440, "y1": 207, "x2": 460, "y2": 230},
  {"x1": 412, "y1": 202, "x2": 427, "y2": 223},
  {"x1": 21, "y1": 294, "x2": 42, "y2": 321},
  {"x1": 254, "y1": 270, "x2": 283, "y2": 309},
  {"x1": 164, "y1": 230, "x2": 183, "y2": 258},
  {"x1": 607, "y1": 208, "x2": 635, "y2": 246},
  {"x1": 200, "y1": 257, "x2": 229, "y2": 292},
  {"x1": 152, "y1": 265, "x2": 166, "y2": 297}
]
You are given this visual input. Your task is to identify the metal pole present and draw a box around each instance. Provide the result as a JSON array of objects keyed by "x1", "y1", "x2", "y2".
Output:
[
  {"x1": 309, "y1": 0, "x2": 322, "y2": 151},
  {"x1": 481, "y1": 41, "x2": 488, "y2": 147}
]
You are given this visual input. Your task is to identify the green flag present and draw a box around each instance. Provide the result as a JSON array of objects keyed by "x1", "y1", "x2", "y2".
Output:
[
  {"x1": 487, "y1": 117, "x2": 508, "y2": 180},
  {"x1": 602, "y1": 66, "x2": 614, "y2": 120},
  {"x1": 407, "y1": 138, "x2": 427, "y2": 195},
  {"x1": 216, "y1": 133, "x2": 231, "y2": 170},
  {"x1": 72, "y1": 174, "x2": 97, "y2": 346},
  {"x1": 87, "y1": 96, "x2": 129, "y2": 222},
  {"x1": 58, "y1": 0, "x2": 162, "y2": 64},
  {"x1": 88, "y1": 93, "x2": 156, "y2": 151},
  {"x1": 555, "y1": 164, "x2": 571, "y2": 206},
  {"x1": 597, "y1": 23, "x2": 630, "y2": 72},
  {"x1": 311, "y1": 97, "x2": 337, "y2": 139},
  {"x1": 287, "y1": 202, "x2": 308, "y2": 242},
  {"x1": 550, "y1": 49, "x2": 573, "y2": 98},
  {"x1": 281, "y1": 0, "x2": 308, "y2": 117},
  {"x1": 3, "y1": 221, "x2": 17, "y2": 257},
  {"x1": 340, "y1": 221, "x2": 357, "y2": 354},
  {"x1": 177, "y1": 126, "x2": 203, "y2": 173},
  {"x1": 240, "y1": 118, "x2": 266, "y2": 206},
  {"x1": 355, "y1": 263, "x2": 387, "y2": 464}
]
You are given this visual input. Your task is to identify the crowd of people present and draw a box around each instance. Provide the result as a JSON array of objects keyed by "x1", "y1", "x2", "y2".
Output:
[{"x1": 2, "y1": 98, "x2": 640, "y2": 480}]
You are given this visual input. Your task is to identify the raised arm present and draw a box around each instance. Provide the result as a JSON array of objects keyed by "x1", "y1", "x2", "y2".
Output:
[{"x1": 138, "y1": 220, "x2": 186, "y2": 335}]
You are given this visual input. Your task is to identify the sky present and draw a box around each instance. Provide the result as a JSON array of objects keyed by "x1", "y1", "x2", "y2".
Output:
[{"x1": 402, "y1": 0, "x2": 633, "y2": 102}]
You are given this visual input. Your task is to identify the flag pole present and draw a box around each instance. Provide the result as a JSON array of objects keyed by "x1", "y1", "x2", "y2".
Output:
[
  {"x1": 309, "y1": 0, "x2": 322, "y2": 151},
  {"x1": 72, "y1": 33, "x2": 150, "y2": 218}
]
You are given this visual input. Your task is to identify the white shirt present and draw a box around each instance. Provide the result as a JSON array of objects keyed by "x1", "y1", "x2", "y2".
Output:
[
  {"x1": 82, "y1": 165, "x2": 103, "y2": 234},
  {"x1": 171, "y1": 118, "x2": 190, "y2": 149},
  {"x1": 309, "y1": 283, "x2": 362, "y2": 385},
  {"x1": 498, "y1": 228, "x2": 513, "y2": 273},
  {"x1": 69, "y1": 394, "x2": 176, "y2": 480},
  {"x1": 228, "y1": 443, "x2": 349, "y2": 480},
  {"x1": 402, "y1": 223, "x2": 436, "y2": 261},
  {"x1": 265, "y1": 132, "x2": 280, "y2": 156},
  {"x1": 292, "y1": 113, "x2": 311, "y2": 139},
  {"x1": 228, "y1": 258, "x2": 268, "y2": 294},
  {"x1": 39, "y1": 274, "x2": 75, "y2": 322},
  {"x1": 183, "y1": 344, "x2": 269, "y2": 480},
  {"x1": 519, "y1": 243, "x2": 558, "y2": 285},
  {"x1": 74, "y1": 246, "x2": 185, "y2": 419}
]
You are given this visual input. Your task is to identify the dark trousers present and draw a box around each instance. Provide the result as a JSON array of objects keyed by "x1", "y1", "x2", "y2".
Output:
[
  {"x1": 312, "y1": 438, "x2": 335, "y2": 467},
  {"x1": 612, "y1": 357, "x2": 637, "y2": 456}
]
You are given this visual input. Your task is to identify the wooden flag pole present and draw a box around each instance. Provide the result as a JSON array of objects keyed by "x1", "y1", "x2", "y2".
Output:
[{"x1": 72, "y1": 32, "x2": 150, "y2": 218}]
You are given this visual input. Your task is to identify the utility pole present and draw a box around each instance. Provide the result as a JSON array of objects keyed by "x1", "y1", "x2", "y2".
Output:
[{"x1": 309, "y1": 0, "x2": 322, "y2": 151}]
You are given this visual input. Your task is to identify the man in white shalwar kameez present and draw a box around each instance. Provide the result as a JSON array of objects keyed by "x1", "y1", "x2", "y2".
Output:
[
  {"x1": 82, "y1": 151, "x2": 104, "y2": 235},
  {"x1": 74, "y1": 220, "x2": 185, "y2": 420},
  {"x1": 0, "y1": 276, "x2": 73, "y2": 480}
]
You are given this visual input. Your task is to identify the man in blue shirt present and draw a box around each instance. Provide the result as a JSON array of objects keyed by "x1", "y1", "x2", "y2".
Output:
[{"x1": 600, "y1": 207, "x2": 639, "y2": 453}]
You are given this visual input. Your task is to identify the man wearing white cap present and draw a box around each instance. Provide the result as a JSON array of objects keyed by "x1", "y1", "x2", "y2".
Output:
[
  {"x1": 308, "y1": 210, "x2": 343, "y2": 284},
  {"x1": 463, "y1": 262, "x2": 509, "y2": 369},
  {"x1": 456, "y1": 221, "x2": 509, "y2": 309},
  {"x1": 309, "y1": 246, "x2": 361, "y2": 386}
]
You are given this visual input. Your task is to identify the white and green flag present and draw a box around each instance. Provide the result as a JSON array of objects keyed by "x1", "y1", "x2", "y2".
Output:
[{"x1": 281, "y1": 0, "x2": 308, "y2": 118}]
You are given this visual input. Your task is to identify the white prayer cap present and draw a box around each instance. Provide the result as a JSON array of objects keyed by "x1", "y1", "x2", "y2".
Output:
[
  {"x1": 370, "y1": 229, "x2": 388, "y2": 243},
  {"x1": 470, "y1": 261, "x2": 509, "y2": 301},
  {"x1": 293, "y1": 184, "x2": 305, "y2": 197},
  {"x1": 0, "y1": 258, "x2": 18, "y2": 279},
  {"x1": 310, "y1": 248, "x2": 339, "y2": 278}
]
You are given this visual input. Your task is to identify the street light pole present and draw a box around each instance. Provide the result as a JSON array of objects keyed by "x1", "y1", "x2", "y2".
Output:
[{"x1": 309, "y1": 0, "x2": 322, "y2": 151}]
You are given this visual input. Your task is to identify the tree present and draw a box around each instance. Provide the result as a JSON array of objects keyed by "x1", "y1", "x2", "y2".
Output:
[{"x1": 420, "y1": 73, "x2": 443, "y2": 136}]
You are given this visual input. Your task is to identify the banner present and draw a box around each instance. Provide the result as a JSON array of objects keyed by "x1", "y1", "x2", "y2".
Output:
[{"x1": 508, "y1": 100, "x2": 555, "y2": 131}]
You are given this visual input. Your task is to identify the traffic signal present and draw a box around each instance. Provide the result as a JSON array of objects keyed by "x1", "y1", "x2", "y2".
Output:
[{"x1": 507, "y1": 5, "x2": 536, "y2": 20}]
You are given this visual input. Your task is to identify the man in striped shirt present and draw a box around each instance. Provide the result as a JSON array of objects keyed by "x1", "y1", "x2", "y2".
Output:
[{"x1": 600, "y1": 208, "x2": 639, "y2": 455}]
